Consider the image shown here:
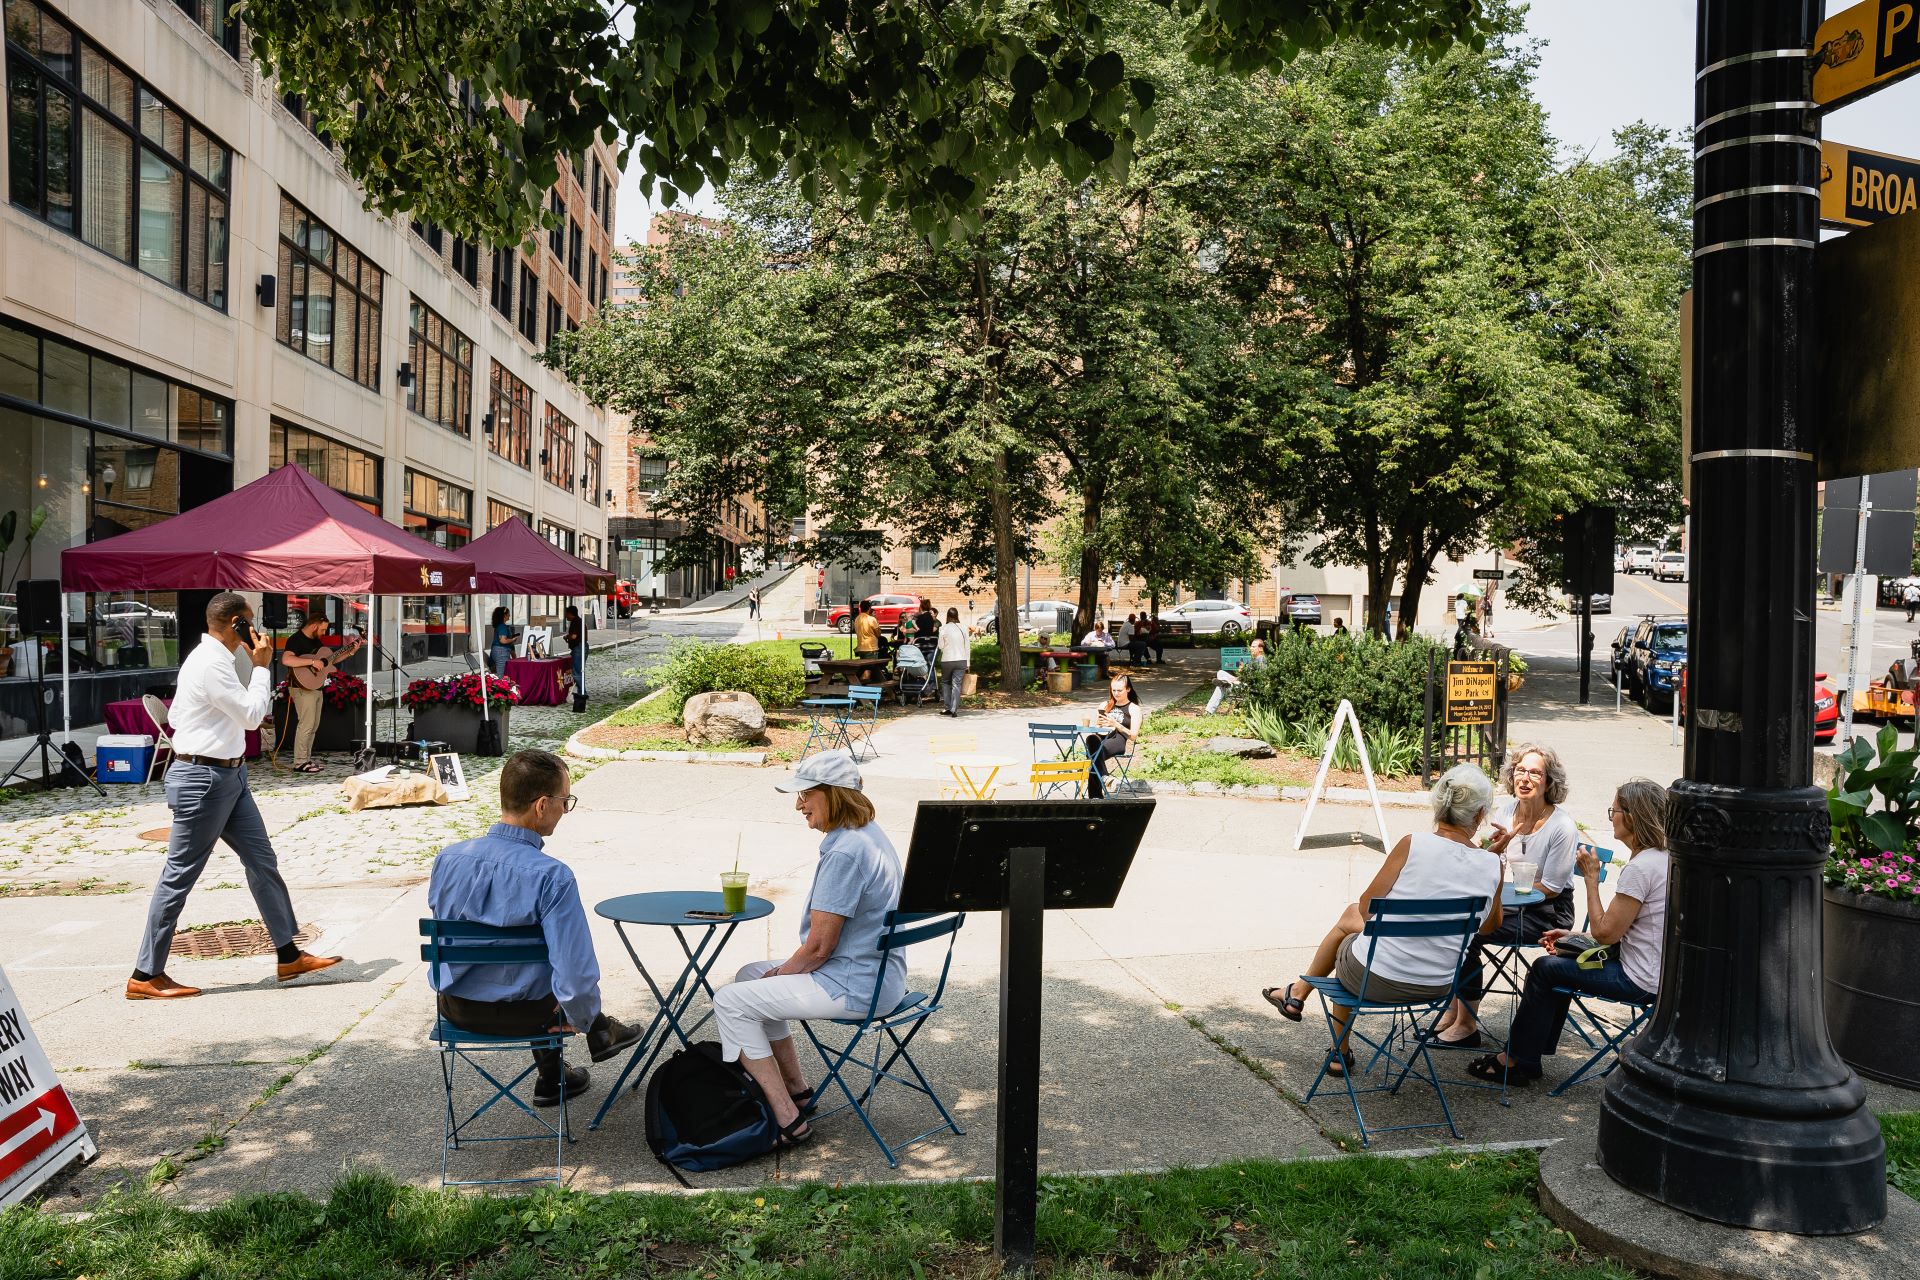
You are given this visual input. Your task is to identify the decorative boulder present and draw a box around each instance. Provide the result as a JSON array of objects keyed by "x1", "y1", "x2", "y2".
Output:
[
  {"x1": 683, "y1": 691, "x2": 769, "y2": 746},
  {"x1": 1205, "y1": 736, "x2": 1276, "y2": 759}
]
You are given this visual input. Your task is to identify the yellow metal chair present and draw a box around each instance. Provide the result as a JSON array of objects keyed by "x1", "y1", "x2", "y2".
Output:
[
  {"x1": 1029, "y1": 758, "x2": 1091, "y2": 799},
  {"x1": 927, "y1": 733, "x2": 979, "y2": 799}
]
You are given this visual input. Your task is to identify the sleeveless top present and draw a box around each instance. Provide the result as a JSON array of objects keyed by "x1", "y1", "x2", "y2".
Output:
[{"x1": 1365, "y1": 832, "x2": 1503, "y2": 987}]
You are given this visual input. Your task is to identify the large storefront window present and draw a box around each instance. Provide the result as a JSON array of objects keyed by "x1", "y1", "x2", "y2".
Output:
[
  {"x1": 487, "y1": 360, "x2": 533, "y2": 469},
  {"x1": 487, "y1": 498, "x2": 529, "y2": 530},
  {"x1": 402, "y1": 468, "x2": 470, "y2": 660},
  {"x1": 278, "y1": 194, "x2": 383, "y2": 389},
  {"x1": 269, "y1": 419, "x2": 381, "y2": 515},
  {"x1": 6, "y1": 0, "x2": 231, "y2": 307},
  {"x1": 0, "y1": 316, "x2": 233, "y2": 733},
  {"x1": 541, "y1": 405, "x2": 575, "y2": 491},
  {"x1": 406, "y1": 297, "x2": 472, "y2": 436}
]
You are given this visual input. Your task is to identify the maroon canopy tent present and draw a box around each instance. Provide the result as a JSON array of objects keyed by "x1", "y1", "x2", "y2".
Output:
[
  {"x1": 60, "y1": 464, "x2": 475, "y2": 594},
  {"x1": 452, "y1": 516, "x2": 614, "y2": 595}
]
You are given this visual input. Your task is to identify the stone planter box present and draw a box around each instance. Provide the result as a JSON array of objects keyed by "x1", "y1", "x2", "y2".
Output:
[
  {"x1": 273, "y1": 697, "x2": 359, "y2": 754},
  {"x1": 1823, "y1": 884, "x2": 1920, "y2": 1088},
  {"x1": 408, "y1": 703, "x2": 512, "y2": 754}
]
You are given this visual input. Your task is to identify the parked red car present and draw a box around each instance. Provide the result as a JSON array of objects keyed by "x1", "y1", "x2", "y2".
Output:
[
  {"x1": 607, "y1": 580, "x2": 641, "y2": 618},
  {"x1": 826, "y1": 593, "x2": 922, "y2": 633},
  {"x1": 1679, "y1": 663, "x2": 1837, "y2": 741}
]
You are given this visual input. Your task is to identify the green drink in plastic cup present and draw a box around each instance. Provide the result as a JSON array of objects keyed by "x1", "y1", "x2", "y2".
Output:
[{"x1": 720, "y1": 871, "x2": 749, "y2": 915}]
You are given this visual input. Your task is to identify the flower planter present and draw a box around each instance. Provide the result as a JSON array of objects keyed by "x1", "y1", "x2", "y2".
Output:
[
  {"x1": 1822, "y1": 884, "x2": 1920, "y2": 1088},
  {"x1": 1045, "y1": 671, "x2": 1074, "y2": 694},
  {"x1": 409, "y1": 703, "x2": 511, "y2": 754},
  {"x1": 1073, "y1": 662, "x2": 1101, "y2": 689}
]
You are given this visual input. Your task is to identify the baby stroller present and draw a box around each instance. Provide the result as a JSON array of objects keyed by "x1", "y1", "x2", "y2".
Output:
[{"x1": 894, "y1": 639, "x2": 937, "y2": 707}]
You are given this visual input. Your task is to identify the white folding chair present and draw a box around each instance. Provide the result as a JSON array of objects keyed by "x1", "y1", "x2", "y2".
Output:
[{"x1": 141, "y1": 694, "x2": 175, "y2": 784}]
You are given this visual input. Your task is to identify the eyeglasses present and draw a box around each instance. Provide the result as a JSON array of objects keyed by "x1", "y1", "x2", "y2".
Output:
[
  {"x1": 1512, "y1": 766, "x2": 1547, "y2": 780},
  {"x1": 1606, "y1": 805, "x2": 1618, "y2": 818},
  {"x1": 546, "y1": 794, "x2": 578, "y2": 813}
]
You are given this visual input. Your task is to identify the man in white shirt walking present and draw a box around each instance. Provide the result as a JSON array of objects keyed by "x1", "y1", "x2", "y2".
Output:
[{"x1": 127, "y1": 592, "x2": 341, "y2": 1000}]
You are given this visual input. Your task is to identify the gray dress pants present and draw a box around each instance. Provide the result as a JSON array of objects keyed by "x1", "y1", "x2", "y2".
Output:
[{"x1": 135, "y1": 761, "x2": 298, "y2": 974}]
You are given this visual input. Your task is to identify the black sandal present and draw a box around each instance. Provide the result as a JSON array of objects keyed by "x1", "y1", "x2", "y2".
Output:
[
  {"x1": 791, "y1": 1087, "x2": 817, "y2": 1115},
  {"x1": 1323, "y1": 1047, "x2": 1357, "y2": 1078},
  {"x1": 775, "y1": 1115, "x2": 814, "y2": 1148},
  {"x1": 1466, "y1": 1053, "x2": 1538, "y2": 1086},
  {"x1": 1262, "y1": 987, "x2": 1306, "y2": 1021}
]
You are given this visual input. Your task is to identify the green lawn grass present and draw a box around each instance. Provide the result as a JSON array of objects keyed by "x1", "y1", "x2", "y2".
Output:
[
  {"x1": 0, "y1": 1154, "x2": 1633, "y2": 1280},
  {"x1": 1885, "y1": 1111, "x2": 1920, "y2": 1201}
]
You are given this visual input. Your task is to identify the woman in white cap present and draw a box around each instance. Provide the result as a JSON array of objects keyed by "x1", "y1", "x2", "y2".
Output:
[{"x1": 711, "y1": 749, "x2": 905, "y2": 1146}]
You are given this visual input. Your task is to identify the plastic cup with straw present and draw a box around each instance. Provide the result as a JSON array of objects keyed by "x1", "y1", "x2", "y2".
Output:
[{"x1": 721, "y1": 834, "x2": 748, "y2": 914}]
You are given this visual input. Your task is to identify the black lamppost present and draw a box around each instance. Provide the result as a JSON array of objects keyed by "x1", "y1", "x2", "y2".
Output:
[{"x1": 1595, "y1": 0, "x2": 1885, "y2": 1233}]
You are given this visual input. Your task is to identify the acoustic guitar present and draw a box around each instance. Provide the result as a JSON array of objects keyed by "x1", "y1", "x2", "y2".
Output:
[{"x1": 290, "y1": 633, "x2": 365, "y2": 691}]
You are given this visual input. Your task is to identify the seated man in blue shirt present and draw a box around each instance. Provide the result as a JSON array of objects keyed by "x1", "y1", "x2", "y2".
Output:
[{"x1": 428, "y1": 749, "x2": 641, "y2": 1106}]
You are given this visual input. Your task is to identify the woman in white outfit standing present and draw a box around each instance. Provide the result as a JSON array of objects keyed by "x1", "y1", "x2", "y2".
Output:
[{"x1": 936, "y1": 607, "x2": 971, "y2": 716}]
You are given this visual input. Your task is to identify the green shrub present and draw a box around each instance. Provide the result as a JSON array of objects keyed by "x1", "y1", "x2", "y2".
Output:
[
  {"x1": 648, "y1": 639, "x2": 806, "y2": 716},
  {"x1": 1237, "y1": 630, "x2": 1446, "y2": 742}
]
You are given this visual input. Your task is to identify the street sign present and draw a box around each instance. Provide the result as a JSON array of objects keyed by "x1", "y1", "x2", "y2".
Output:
[
  {"x1": 621, "y1": 539, "x2": 642, "y2": 550},
  {"x1": 0, "y1": 965, "x2": 95, "y2": 1205},
  {"x1": 1821, "y1": 140, "x2": 1920, "y2": 227},
  {"x1": 1472, "y1": 568, "x2": 1505, "y2": 581},
  {"x1": 1816, "y1": 210, "x2": 1920, "y2": 481},
  {"x1": 1444, "y1": 660, "x2": 1497, "y2": 728},
  {"x1": 1814, "y1": 1, "x2": 1920, "y2": 110}
]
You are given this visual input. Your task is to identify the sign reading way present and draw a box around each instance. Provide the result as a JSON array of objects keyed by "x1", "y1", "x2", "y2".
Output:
[
  {"x1": 0, "y1": 965, "x2": 94, "y2": 1205},
  {"x1": 1821, "y1": 140, "x2": 1920, "y2": 227},
  {"x1": 1472, "y1": 568, "x2": 1505, "y2": 581},
  {"x1": 1814, "y1": 1, "x2": 1920, "y2": 110},
  {"x1": 1444, "y1": 660, "x2": 1497, "y2": 728}
]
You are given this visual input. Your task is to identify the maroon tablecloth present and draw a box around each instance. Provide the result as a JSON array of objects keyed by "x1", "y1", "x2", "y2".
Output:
[
  {"x1": 505, "y1": 657, "x2": 572, "y2": 706},
  {"x1": 103, "y1": 698, "x2": 261, "y2": 758}
]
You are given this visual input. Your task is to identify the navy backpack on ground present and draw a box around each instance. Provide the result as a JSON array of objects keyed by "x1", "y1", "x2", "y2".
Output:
[{"x1": 644, "y1": 1041, "x2": 779, "y2": 1180}]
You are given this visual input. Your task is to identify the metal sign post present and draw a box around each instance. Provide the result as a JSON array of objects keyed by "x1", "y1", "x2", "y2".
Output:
[{"x1": 1839, "y1": 476, "x2": 1874, "y2": 750}]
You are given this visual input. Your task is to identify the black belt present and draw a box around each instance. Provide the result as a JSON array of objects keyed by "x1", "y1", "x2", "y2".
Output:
[{"x1": 175, "y1": 753, "x2": 244, "y2": 768}]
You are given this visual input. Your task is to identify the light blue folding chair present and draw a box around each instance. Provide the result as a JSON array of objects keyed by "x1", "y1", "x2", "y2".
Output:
[
  {"x1": 1027, "y1": 722, "x2": 1083, "y2": 763},
  {"x1": 1300, "y1": 896, "x2": 1487, "y2": 1147},
  {"x1": 800, "y1": 911, "x2": 967, "y2": 1167},
  {"x1": 837, "y1": 685, "x2": 884, "y2": 760},
  {"x1": 420, "y1": 919, "x2": 577, "y2": 1187}
]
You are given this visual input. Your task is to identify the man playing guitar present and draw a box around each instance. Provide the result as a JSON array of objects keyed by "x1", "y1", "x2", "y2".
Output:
[{"x1": 281, "y1": 613, "x2": 363, "y2": 773}]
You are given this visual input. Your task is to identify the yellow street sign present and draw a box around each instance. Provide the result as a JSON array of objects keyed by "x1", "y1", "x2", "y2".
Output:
[
  {"x1": 1821, "y1": 140, "x2": 1920, "y2": 227},
  {"x1": 1814, "y1": 1, "x2": 1920, "y2": 110},
  {"x1": 1444, "y1": 660, "x2": 1496, "y2": 728}
]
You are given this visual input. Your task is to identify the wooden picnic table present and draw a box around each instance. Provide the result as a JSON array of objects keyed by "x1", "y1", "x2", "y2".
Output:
[
  {"x1": 1021, "y1": 646, "x2": 1113, "y2": 678},
  {"x1": 815, "y1": 655, "x2": 892, "y2": 686}
]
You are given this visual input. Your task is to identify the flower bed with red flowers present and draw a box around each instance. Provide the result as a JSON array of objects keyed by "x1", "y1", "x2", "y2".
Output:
[
  {"x1": 273, "y1": 670, "x2": 368, "y2": 710},
  {"x1": 402, "y1": 673, "x2": 520, "y2": 711}
]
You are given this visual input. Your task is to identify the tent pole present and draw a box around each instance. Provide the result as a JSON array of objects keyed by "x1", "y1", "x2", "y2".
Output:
[
  {"x1": 59, "y1": 592, "x2": 70, "y2": 740},
  {"x1": 365, "y1": 593, "x2": 375, "y2": 760},
  {"x1": 475, "y1": 594, "x2": 489, "y2": 721}
]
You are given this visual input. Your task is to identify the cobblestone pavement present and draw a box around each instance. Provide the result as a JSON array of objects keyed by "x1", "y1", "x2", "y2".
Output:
[{"x1": 0, "y1": 620, "x2": 752, "y2": 898}]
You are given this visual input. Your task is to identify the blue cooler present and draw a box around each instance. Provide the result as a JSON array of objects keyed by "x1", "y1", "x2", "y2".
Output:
[{"x1": 96, "y1": 734, "x2": 155, "y2": 783}]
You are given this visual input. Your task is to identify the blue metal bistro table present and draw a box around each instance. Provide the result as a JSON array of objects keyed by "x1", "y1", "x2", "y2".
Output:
[{"x1": 588, "y1": 890, "x2": 774, "y2": 1130}]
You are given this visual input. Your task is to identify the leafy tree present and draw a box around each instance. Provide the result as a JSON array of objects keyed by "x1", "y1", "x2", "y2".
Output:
[{"x1": 242, "y1": 0, "x2": 1495, "y2": 244}]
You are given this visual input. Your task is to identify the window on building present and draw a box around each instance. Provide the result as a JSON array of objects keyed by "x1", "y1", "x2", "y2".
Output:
[
  {"x1": 278, "y1": 193, "x2": 382, "y2": 389},
  {"x1": 586, "y1": 250, "x2": 600, "y2": 305},
  {"x1": 411, "y1": 218, "x2": 443, "y2": 254},
  {"x1": 517, "y1": 262, "x2": 538, "y2": 342},
  {"x1": 489, "y1": 248, "x2": 513, "y2": 317},
  {"x1": 487, "y1": 360, "x2": 533, "y2": 469},
  {"x1": 7, "y1": 2, "x2": 230, "y2": 308},
  {"x1": 584, "y1": 437, "x2": 602, "y2": 505},
  {"x1": 547, "y1": 190, "x2": 564, "y2": 259},
  {"x1": 636, "y1": 455, "x2": 668, "y2": 494},
  {"x1": 541, "y1": 405, "x2": 575, "y2": 491},
  {"x1": 403, "y1": 468, "x2": 472, "y2": 548},
  {"x1": 487, "y1": 498, "x2": 529, "y2": 530},
  {"x1": 545, "y1": 295, "x2": 562, "y2": 345},
  {"x1": 169, "y1": 0, "x2": 240, "y2": 58},
  {"x1": 538, "y1": 519, "x2": 575, "y2": 555},
  {"x1": 578, "y1": 532, "x2": 602, "y2": 567},
  {"x1": 280, "y1": 92, "x2": 332, "y2": 148},
  {"x1": 2, "y1": 313, "x2": 233, "y2": 457},
  {"x1": 407, "y1": 297, "x2": 472, "y2": 436},
  {"x1": 451, "y1": 237, "x2": 479, "y2": 286},
  {"x1": 270, "y1": 419, "x2": 381, "y2": 515},
  {"x1": 567, "y1": 220, "x2": 582, "y2": 282},
  {"x1": 912, "y1": 544, "x2": 941, "y2": 575}
]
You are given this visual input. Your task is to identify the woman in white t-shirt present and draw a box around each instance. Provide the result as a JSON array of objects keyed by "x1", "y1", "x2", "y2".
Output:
[
  {"x1": 1468, "y1": 777, "x2": 1670, "y2": 1087},
  {"x1": 1264, "y1": 764, "x2": 1504, "y2": 1077}
]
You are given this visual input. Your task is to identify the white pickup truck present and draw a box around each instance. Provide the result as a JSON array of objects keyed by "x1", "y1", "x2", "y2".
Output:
[{"x1": 1626, "y1": 547, "x2": 1659, "y2": 575}]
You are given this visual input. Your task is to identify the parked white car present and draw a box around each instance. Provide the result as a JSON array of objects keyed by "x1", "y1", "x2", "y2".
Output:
[
  {"x1": 1654, "y1": 552, "x2": 1688, "y2": 583},
  {"x1": 1163, "y1": 598, "x2": 1255, "y2": 636},
  {"x1": 1626, "y1": 547, "x2": 1659, "y2": 574}
]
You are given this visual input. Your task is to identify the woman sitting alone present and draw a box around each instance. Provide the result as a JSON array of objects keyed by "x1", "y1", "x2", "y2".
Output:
[
  {"x1": 1263, "y1": 764, "x2": 1505, "y2": 1075},
  {"x1": 1466, "y1": 777, "x2": 1670, "y2": 1086}
]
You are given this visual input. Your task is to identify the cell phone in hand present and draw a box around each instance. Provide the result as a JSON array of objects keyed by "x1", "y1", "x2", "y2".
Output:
[{"x1": 234, "y1": 618, "x2": 256, "y2": 646}]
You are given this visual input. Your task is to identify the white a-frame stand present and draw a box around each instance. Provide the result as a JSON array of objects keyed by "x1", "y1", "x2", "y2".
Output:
[{"x1": 1292, "y1": 699, "x2": 1391, "y2": 851}]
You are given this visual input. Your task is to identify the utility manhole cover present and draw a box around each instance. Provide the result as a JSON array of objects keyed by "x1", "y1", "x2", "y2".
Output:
[
  {"x1": 138, "y1": 827, "x2": 171, "y2": 842},
  {"x1": 171, "y1": 922, "x2": 317, "y2": 961}
]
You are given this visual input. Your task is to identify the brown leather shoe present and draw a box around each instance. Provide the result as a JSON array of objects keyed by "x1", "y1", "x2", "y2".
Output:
[
  {"x1": 127, "y1": 974, "x2": 201, "y2": 1000},
  {"x1": 276, "y1": 952, "x2": 343, "y2": 982}
]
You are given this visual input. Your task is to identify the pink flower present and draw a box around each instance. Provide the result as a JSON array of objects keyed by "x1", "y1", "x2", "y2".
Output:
[
  {"x1": 1905, "y1": 855, "x2": 1916, "y2": 864},
  {"x1": 1862, "y1": 858, "x2": 1875, "y2": 867},
  {"x1": 1902, "y1": 875, "x2": 1913, "y2": 883}
]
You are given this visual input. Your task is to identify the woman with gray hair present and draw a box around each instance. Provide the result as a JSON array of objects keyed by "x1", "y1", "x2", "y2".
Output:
[
  {"x1": 1468, "y1": 777, "x2": 1671, "y2": 1086},
  {"x1": 1263, "y1": 764, "x2": 1505, "y2": 1077},
  {"x1": 1436, "y1": 741, "x2": 1581, "y2": 1047}
]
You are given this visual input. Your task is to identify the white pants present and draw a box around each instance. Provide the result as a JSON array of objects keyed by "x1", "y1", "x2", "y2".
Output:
[
  {"x1": 713, "y1": 960, "x2": 848, "y2": 1062},
  {"x1": 1205, "y1": 670, "x2": 1241, "y2": 714}
]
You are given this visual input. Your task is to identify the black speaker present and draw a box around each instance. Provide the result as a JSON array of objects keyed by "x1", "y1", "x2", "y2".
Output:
[
  {"x1": 17, "y1": 578, "x2": 60, "y2": 634},
  {"x1": 1561, "y1": 506, "x2": 1617, "y2": 597},
  {"x1": 261, "y1": 593, "x2": 290, "y2": 629}
]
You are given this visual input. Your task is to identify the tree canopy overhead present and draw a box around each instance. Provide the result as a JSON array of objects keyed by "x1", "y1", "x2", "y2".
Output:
[{"x1": 242, "y1": 0, "x2": 1495, "y2": 244}]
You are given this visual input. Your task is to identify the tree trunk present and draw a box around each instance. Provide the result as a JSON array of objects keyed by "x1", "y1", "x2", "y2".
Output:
[
  {"x1": 1074, "y1": 477, "x2": 1106, "y2": 635},
  {"x1": 1398, "y1": 543, "x2": 1439, "y2": 643},
  {"x1": 993, "y1": 449, "x2": 1023, "y2": 692},
  {"x1": 1364, "y1": 559, "x2": 1394, "y2": 637}
]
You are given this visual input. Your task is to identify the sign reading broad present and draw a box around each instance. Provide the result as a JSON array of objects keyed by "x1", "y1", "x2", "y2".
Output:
[
  {"x1": 1445, "y1": 661, "x2": 1497, "y2": 727},
  {"x1": 1814, "y1": 1, "x2": 1920, "y2": 110},
  {"x1": 0, "y1": 965, "x2": 95, "y2": 1205},
  {"x1": 1821, "y1": 140, "x2": 1920, "y2": 227}
]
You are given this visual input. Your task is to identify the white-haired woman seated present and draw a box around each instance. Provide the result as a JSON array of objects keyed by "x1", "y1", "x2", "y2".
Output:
[
  {"x1": 1263, "y1": 764, "x2": 1505, "y2": 1076},
  {"x1": 711, "y1": 750, "x2": 904, "y2": 1147}
]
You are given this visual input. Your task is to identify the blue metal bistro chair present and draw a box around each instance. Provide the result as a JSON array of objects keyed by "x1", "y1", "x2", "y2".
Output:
[
  {"x1": 801, "y1": 911, "x2": 967, "y2": 1167},
  {"x1": 1299, "y1": 896, "x2": 1487, "y2": 1147},
  {"x1": 1026, "y1": 722, "x2": 1083, "y2": 763},
  {"x1": 839, "y1": 685, "x2": 885, "y2": 760},
  {"x1": 420, "y1": 919, "x2": 577, "y2": 1188}
]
